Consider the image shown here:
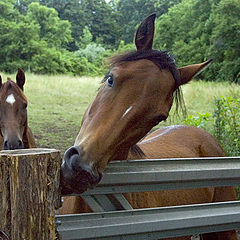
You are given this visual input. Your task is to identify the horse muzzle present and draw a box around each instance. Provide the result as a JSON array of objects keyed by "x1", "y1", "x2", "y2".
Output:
[
  {"x1": 60, "y1": 146, "x2": 102, "y2": 195},
  {"x1": 3, "y1": 138, "x2": 24, "y2": 150}
]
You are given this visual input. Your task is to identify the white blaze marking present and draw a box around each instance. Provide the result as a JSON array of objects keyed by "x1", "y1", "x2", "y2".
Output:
[
  {"x1": 121, "y1": 106, "x2": 133, "y2": 118},
  {"x1": 6, "y1": 94, "x2": 15, "y2": 105}
]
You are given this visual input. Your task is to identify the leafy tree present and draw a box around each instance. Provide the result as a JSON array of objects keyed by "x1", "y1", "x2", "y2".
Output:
[
  {"x1": 78, "y1": 0, "x2": 121, "y2": 47},
  {"x1": 1, "y1": 0, "x2": 239, "y2": 79},
  {"x1": 154, "y1": 0, "x2": 214, "y2": 63},
  {"x1": 154, "y1": 0, "x2": 216, "y2": 79},
  {"x1": 0, "y1": 1, "x2": 74, "y2": 74},
  {"x1": 40, "y1": 0, "x2": 86, "y2": 51},
  {"x1": 40, "y1": 0, "x2": 121, "y2": 50},
  {"x1": 0, "y1": 0, "x2": 18, "y2": 20},
  {"x1": 25, "y1": 2, "x2": 72, "y2": 48},
  {"x1": 78, "y1": 26, "x2": 93, "y2": 49},
  {"x1": 14, "y1": 0, "x2": 38, "y2": 14},
  {"x1": 116, "y1": 40, "x2": 135, "y2": 54},
  {"x1": 154, "y1": 0, "x2": 239, "y2": 82},
  {"x1": 0, "y1": 1, "x2": 39, "y2": 71},
  {"x1": 116, "y1": 0, "x2": 182, "y2": 44},
  {"x1": 208, "y1": 0, "x2": 240, "y2": 82}
]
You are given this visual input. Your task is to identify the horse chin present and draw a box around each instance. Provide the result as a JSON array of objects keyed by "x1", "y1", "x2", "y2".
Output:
[
  {"x1": 61, "y1": 174, "x2": 102, "y2": 195},
  {"x1": 60, "y1": 161, "x2": 102, "y2": 195}
]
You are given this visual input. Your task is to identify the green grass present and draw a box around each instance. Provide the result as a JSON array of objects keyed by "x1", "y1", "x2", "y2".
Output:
[
  {"x1": 1, "y1": 71, "x2": 239, "y2": 153},
  {"x1": 182, "y1": 80, "x2": 239, "y2": 116}
]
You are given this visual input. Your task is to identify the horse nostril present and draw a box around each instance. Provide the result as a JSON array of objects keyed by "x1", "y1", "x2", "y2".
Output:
[
  {"x1": 3, "y1": 141, "x2": 9, "y2": 150},
  {"x1": 64, "y1": 146, "x2": 86, "y2": 173},
  {"x1": 18, "y1": 140, "x2": 24, "y2": 148},
  {"x1": 64, "y1": 146, "x2": 80, "y2": 159}
]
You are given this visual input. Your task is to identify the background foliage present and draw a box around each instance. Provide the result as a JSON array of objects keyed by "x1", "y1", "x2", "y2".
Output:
[
  {"x1": 0, "y1": 0, "x2": 239, "y2": 83},
  {"x1": 0, "y1": 0, "x2": 239, "y2": 156},
  {"x1": 185, "y1": 96, "x2": 240, "y2": 156}
]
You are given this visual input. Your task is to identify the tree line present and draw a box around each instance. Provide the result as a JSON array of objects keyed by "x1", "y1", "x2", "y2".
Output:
[{"x1": 0, "y1": 0, "x2": 239, "y2": 82}]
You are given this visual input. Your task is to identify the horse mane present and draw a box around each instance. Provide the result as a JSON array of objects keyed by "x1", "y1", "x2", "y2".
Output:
[
  {"x1": 107, "y1": 50, "x2": 186, "y2": 116},
  {"x1": 130, "y1": 144, "x2": 146, "y2": 158},
  {"x1": 1, "y1": 80, "x2": 27, "y2": 102},
  {"x1": 109, "y1": 50, "x2": 180, "y2": 85}
]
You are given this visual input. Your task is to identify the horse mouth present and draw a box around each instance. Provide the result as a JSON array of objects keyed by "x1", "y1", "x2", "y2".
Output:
[{"x1": 60, "y1": 162, "x2": 102, "y2": 195}]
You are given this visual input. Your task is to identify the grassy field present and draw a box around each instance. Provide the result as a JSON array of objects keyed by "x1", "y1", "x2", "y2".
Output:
[{"x1": 1, "y1": 71, "x2": 239, "y2": 153}]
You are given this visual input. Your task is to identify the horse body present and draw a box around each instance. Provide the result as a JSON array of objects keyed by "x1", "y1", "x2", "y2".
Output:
[
  {"x1": 0, "y1": 69, "x2": 36, "y2": 150},
  {"x1": 61, "y1": 125, "x2": 235, "y2": 210},
  {"x1": 60, "y1": 14, "x2": 238, "y2": 240},
  {"x1": 61, "y1": 125, "x2": 237, "y2": 239},
  {"x1": 139, "y1": 125, "x2": 225, "y2": 159},
  {"x1": 126, "y1": 125, "x2": 235, "y2": 207}
]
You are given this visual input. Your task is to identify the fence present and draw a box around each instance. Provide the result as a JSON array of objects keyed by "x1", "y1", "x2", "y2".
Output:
[
  {"x1": 56, "y1": 156, "x2": 240, "y2": 239},
  {"x1": 0, "y1": 149, "x2": 240, "y2": 239}
]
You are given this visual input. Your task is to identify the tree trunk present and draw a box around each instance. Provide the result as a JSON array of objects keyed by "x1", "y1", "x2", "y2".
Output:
[{"x1": 0, "y1": 148, "x2": 62, "y2": 240}]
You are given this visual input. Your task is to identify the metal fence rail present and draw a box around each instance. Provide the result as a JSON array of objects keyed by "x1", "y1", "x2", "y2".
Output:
[
  {"x1": 82, "y1": 156, "x2": 240, "y2": 194},
  {"x1": 56, "y1": 156, "x2": 240, "y2": 239},
  {"x1": 56, "y1": 201, "x2": 240, "y2": 240}
]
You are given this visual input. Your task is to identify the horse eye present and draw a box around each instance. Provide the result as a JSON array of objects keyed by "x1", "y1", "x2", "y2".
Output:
[{"x1": 107, "y1": 75, "x2": 114, "y2": 88}]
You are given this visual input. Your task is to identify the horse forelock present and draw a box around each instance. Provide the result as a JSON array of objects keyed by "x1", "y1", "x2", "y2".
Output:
[
  {"x1": 108, "y1": 50, "x2": 180, "y2": 86},
  {"x1": 1, "y1": 80, "x2": 27, "y2": 102}
]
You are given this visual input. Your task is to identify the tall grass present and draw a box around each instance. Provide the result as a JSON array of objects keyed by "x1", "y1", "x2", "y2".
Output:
[
  {"x1": 0, "y1": 72, "x2": 239, "y2": 153},
  {"x1": 182, "y1": 81, "x2": 239, "y2": 116},
  {"x1": 157, "y1": 80, "x2": 240, "y2": 134}
]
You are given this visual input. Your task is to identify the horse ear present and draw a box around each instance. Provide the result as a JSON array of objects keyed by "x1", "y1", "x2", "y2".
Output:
[
  {"x1": 16, "y1": 68, "x2": 25, "y2": 90},
  {"x1": 178, "y1": 59, "x2": 213, "y2": 85},
  {"x1": 135, "y1": 14, "x2": 156, "y2": 51}
]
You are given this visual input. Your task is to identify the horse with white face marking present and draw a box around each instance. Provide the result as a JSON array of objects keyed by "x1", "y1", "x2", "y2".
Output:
[
  {"x1": 6, "y1": 94, "x2": 16, "y2": 105},
  {"x1": 0, "y1": 69, "x2": 36, "y2": 150},
  {"x1": 60, "y1": 14, "x2": 238, "y2": 240}
]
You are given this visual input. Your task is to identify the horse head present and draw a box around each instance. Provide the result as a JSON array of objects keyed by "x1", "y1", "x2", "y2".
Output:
[
  {"x1": 0, "y1": 69, "x2": 28, "y2": 150},
  {"x1": 61, "y1": 14, "x2": 212, "y2": 194}
]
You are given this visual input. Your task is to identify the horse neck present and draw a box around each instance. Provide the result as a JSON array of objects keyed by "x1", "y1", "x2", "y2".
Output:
[
  {"x1": 22, "y1": 125, "x2": 30, "y2": 148},
  {"x1": 111, "y1": 145, "x2": 145, "y2": 161},
  {"x1": 22, "y1": 126, "x2": 36, "y2": 148},
  {"x1": 127, "y1": 145, "x2": 146, "y2": 160}
]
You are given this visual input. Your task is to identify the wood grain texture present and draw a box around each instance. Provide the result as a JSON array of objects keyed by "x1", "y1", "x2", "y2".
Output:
[{"x1": 0, "y1": 149, "x2": 62, "y2": 240}]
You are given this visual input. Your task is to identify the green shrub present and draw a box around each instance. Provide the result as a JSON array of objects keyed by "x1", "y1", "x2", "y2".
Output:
[
  {"x1": 184, "y1": 112, "x2": 212, "y2": 131},
  {"x1": 74, "y1": 43, "x2": 111, "y2": 76},
  {"x1": 31, "y1": 48, "x2": 64, "y2": 74},
  {"x1": 116, "y1": 40, "x2": 135, "y2": 53},
  {"x1": 185, "y1": 96, "x2": 240, "y2": 156},
  {"x1": 213, "y1": 96, "x2": 240, "y2": 156},
  {"x1": 76, "y1": 43, "x2": 105, "y2": 63},
  {"x1": 185, "y1": 96, "x2": 240, "y2": 199}
]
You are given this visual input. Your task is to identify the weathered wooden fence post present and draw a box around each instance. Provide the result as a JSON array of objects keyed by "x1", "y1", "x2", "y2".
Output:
[{"x1": 0, "y1": 148, "x2": 62, "y2": 240}]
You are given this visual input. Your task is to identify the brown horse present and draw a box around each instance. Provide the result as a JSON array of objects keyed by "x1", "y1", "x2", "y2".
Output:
[
  {"x1": 0, "y1": 69, "x2": 36, "y2": 150},
  {"x1": 60, "y1": 14, "x2": 238, "y2": 240}
]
